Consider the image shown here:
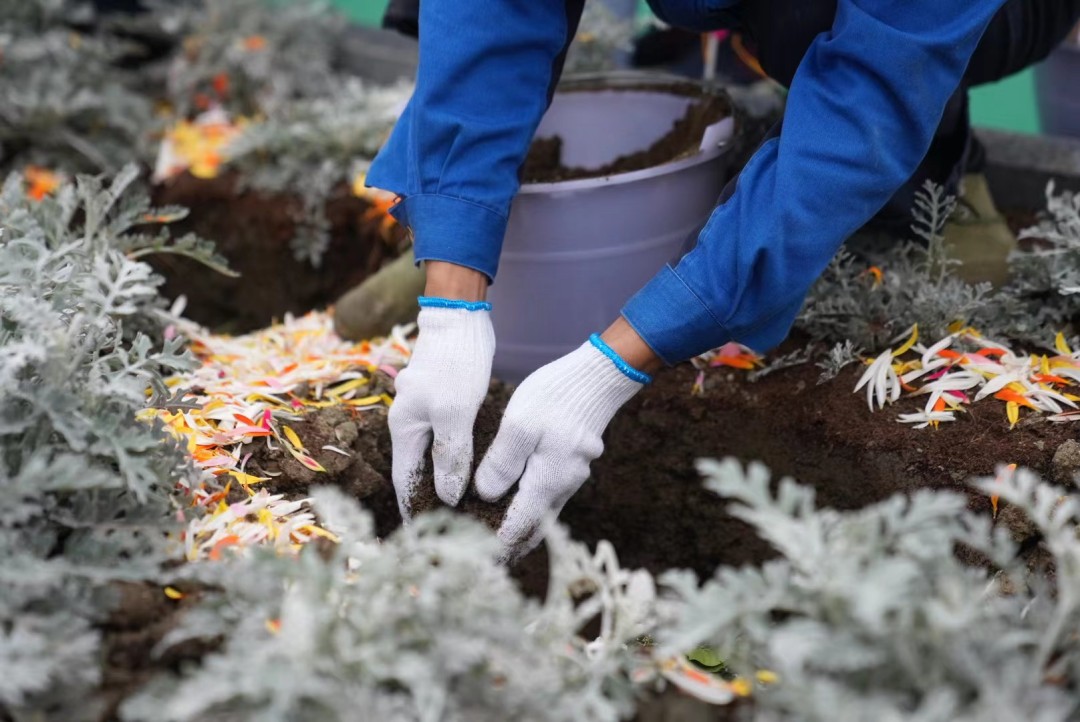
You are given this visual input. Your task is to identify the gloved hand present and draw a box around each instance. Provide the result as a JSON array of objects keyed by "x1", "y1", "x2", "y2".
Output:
[
  {"x1": 389, "y1": 297, "x2": 495, "y2": 519},
  {"x1": 475, "y1": 334, "x2": 650, "y2": 562}
]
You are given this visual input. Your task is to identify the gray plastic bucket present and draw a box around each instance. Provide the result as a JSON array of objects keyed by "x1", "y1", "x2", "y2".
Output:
[
  {"x1": 489, "y1": 73, "x2": 737, "y2": 382},
  {"x1": 1036, "y1": 43, "x2": 1080, "y2": 139}
]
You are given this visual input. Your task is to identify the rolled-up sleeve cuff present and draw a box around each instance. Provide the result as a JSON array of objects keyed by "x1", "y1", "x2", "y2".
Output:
[
  {"x1": 390, "y1": 193, "x2": 508, "y2": 281},
  {"x1": 621, "y1": 265, "x2": 732, "y2": 366}
]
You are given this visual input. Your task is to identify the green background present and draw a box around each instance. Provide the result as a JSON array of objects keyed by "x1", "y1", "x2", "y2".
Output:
[{"x1": 336, "y1": 0, "x2": 1042, "y2": 134}]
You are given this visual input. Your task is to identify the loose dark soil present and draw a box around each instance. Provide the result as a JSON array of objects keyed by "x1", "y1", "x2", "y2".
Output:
[
  {"x1": 96, "y1": 581, "x2": 217, "y2": 722},
  {"x1": 149, "y1": 172, "x2": 405, "y2": 333},
  {"x1": 243, "y1": 360, "x2": 1079, "y2": 600},
  {"x1": 522, "y1": 91, "x2": 731, "y2": 184},
  {"x1": 87, "y1": 357, "x2": 1076, "y2": 721}
]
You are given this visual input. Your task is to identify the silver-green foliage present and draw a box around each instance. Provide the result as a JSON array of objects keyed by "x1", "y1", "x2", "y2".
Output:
[
  {"x1": 815, "y1": 340, "x2": 862, "y2": 383},
  {"x1": 223, "y1": 80, "x2": 412, "y2": 266},
  {"x1": 147, "y1": 0, "x2": 347, "y2": 118},
  {"x1": 658, "y1": 459, "x2": 1080, "y2": 722},
  {"x1": 0, "y1": 0, "x2": 154, "y2": 174},
  {"x1": 1010, "y1": 183, "x2": 1080, "y2": 318},
  {"x1": 800, "y1": 181, "x2": 1076, "y2": 354},
  {"x1": 123, "y1": 488, "x2": 655, "y2": 722},
  {"x1": 565, "y1": 0, "x2": 637, "y2": 74},
  {"x1": 799, "y1": 182, "x2": 998, "y2": 350},
  {"x1": 0, "y1": 165, "x2": 222, "y2": 719},
  {"x1": 142, "y1": 0, "x2": 412, "y2": 266}
]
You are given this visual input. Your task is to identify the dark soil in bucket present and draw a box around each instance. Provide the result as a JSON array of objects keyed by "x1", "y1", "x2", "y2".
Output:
[
  {"x1": 149, "y1": 172, "x2": 405, "y2": 333},
  {"x1": 242, "y1": 361, "x2": 1078, "y2": 600},
  {"x1": 522, "y1": 88, "x2": 731, "y2": 184}
]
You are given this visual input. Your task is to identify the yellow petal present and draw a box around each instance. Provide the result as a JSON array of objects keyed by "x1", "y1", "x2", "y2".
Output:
[
  {"x1": 1056, "y1": 331, "x2": 1073, "y2": 356},
  {"x1": 163, "y1": 586, "x2": 184, "y2": 600},
  {"x1": 344, "y1": 395, "x2": 382, "y2": 407},
  {"x1": 283, "y1": 443, "x2": 326, "y2": 472},
  {"x1": 351, "y1": 172, "x2": 368, "y2": 198},
  {"x1": 300, "y1": 524, "x2": 341, "y2": 543},
  {"x1": 282, "y1": 425, "x2": 305, "y2": 451},
  {"x1": 229, "y1": 470, "x2": 270, "y2": 486},
  {"x1": 1006, "y1": 401, "x2": 1020, "y2": 429},
  {"x1": 755, "y1": 670, "x2": 779, "y2": 684},
  {"x1": 326, "y1": 378, "x2": 369, "y2": 397},
  {"x1": 729, "y1": 678, "x2": 753, "y2": 697},
  {"x1": 893, "y1": 324, "x2": 919, "y2": 357}
]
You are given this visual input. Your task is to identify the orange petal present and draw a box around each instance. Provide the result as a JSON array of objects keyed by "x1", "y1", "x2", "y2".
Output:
[
  {"x1": 995, "y1": 389, "x2": 1037, "y2": 410},
  {"x1": 209, "y1": 534, "x2": 241, "y2": 560}
]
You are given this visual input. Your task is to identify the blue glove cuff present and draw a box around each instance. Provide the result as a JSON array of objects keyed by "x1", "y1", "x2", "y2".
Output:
[
  {"x1": 418, "y1": 296, "x2": 492, "y2": 312},
  {"x1": 589, "y1": 333, "x2": 653, "y2": 385}
]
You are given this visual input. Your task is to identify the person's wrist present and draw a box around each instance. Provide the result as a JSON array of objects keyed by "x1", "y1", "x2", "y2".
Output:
[
  {"x1": 599, "y1": 316, "x2": 664, "y2": 377},
  {"x1": 424, "y1": 261, "x2": 488, "y2": 303}
]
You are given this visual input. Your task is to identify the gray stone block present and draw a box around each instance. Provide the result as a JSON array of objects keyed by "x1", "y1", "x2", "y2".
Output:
[{"x1": 979, "y1": 128, "x2": 1080, "y2": 211}]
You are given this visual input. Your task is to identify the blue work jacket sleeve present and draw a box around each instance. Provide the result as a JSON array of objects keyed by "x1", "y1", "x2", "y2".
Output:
[
  {"x1": 366, "y1": 0, "x2": 584, "y2": 281},
  {"x1": 622, "y1": 0, "x2": 1006, "y2": 363}
]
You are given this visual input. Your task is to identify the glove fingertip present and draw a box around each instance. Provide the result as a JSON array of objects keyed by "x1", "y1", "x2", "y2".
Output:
[
  {"x1": 432, "y1": 435, "x2": 473, "y2": 507},
  {"x1": 473, "y1": 460, "x2": 511, "y2": 502},
  {"x1": 434, "y1": 474, "x2": 468, "y2": 507}
]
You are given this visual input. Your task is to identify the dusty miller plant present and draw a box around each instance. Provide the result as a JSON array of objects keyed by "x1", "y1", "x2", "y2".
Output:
[
  {"x1": 799, "y1": 182, "x2": 999, "y2": 350},
  {"x1": 146, "y1": 0, "x2": 348, "y2": 118},
  {"x1": 815, "y1": 340, "x2": 862, "y2": 383},
  {"x1": 223, "y1": 79, "x2": 412, "y2": 266},
  {"x1": 798, "y1": 180, "x2": 1077, "y2": 356},
  {"x1": 0, "y1": 165, "x2": 225, "y2": 719},
  {"x1": 656, "y1": 458, "x2": 1080, "y2": 721},
  {"x1": 565, "y1": 0, "x2": 637, "y2": 74},
  {"x1": 140, "y1": 0, "x2": 412, "y2": 266},
  {"x1": 0, "y1": 0, "x2": 155, "y2": 175},
  {"x1": 123, "y1": 489, "x2": 656, "y2": 722},
  {"x1": 1007, "y1": 183, "x2": 1080, "y2": 324}
]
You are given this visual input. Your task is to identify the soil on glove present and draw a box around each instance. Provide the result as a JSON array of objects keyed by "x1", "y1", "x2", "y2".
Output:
[
  {"x1": 149, "y1": 172, "x2": 405, "y2": 333},
  {"x1": 244, "y1": 360, "x2": 1079, "y2": 600},
  {"x1": 522, "y1": 89, "x2": 731, "y2": 184}
]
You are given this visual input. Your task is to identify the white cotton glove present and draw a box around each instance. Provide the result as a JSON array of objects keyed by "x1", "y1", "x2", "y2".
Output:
[
  {"x1": 389, "y1": 297, "x2": 495, "y2": 519},
  {"x1": 475, "y1": 334, "x2": 649, "y2": 561}
]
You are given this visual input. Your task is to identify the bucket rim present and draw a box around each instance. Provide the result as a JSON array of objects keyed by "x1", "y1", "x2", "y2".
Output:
[{"x1": 519, "y1": 71, "x2": 739, "y2": 195}]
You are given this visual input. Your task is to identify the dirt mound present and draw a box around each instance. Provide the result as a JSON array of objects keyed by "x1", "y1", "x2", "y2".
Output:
[{"x1": 149, "y1": 173, "x2": 405, "y2": 333}]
